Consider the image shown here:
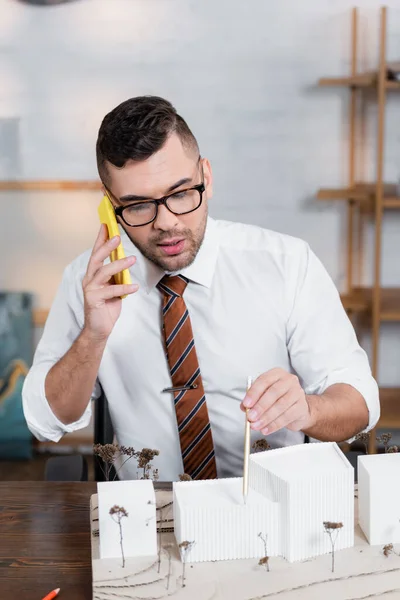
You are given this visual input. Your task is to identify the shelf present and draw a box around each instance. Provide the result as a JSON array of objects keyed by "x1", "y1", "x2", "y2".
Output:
[
  {"x1": 386, "y1": 80, "x2": 400, "y2": 90},
  {"x1": 317, "y1": 187, "x2": 370, "y2": 202},
  {"x1": 319, "y1": 73, "x2": 376, "y2": 87},
  {"x1": 0, "y1": 180, "x2": 102, "y2": 191},
  {"x1": 318, "y1": 72, "x2": 400, "y2": 90},
  {"x1": 341, "y1": 288, "x2": 400, "y2": 321},
  {"x1": 317, "y1": 183, "x2": 400, "y2": 209},
  {"x1": 378, "y1": 387, "x2": 400, "y2": 429}
]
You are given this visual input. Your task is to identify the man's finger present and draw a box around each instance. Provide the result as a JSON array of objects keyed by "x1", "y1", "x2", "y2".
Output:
[
  {"x1": 86, "y1": 234, "x2": 121, "y2": 281},
  {"x1": 86, "y1": 282, "x2": 139, "y2": 304},
  {"x1": 242, "y1": 368, "x2": 287, "y2": 409},
  {"x1": 259, "y1": 403, "x2": 306, "y2": 435},
  {"x1": 89, "y1": 224, "x2": 109, "y2": 261},
  {"x1": 250, "y1": 390, "x2": 298, "y2": 430},
  {"x1": 91, "y1": 255, "x2": 136, "y2": 286},
  {"x1": 247, "y1": 380, "x2": 292, "y2": 422}
]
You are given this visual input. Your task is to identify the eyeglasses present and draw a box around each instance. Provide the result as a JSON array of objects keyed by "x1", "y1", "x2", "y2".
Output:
[{"x1": 104, "y1": 163, "x2": 205, "y2": 227}]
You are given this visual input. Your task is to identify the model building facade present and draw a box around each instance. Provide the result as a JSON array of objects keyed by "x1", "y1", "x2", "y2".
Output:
[
  {"x1": 358, "y1": 453, "x2": 400, "y2": 545},
  {"x1": 174, "y1": 442, "x2": 354, "y2": 563}
]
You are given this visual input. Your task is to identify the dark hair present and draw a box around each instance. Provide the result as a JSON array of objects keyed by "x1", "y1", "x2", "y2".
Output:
[{"x1": 96, "y1": 96, "x2": 199, "y2": 185}]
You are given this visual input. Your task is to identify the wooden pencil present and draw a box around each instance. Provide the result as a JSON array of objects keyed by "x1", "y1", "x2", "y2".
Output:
[{"x1": 243, "y1": 375, "x2": 252, "y2": 504}]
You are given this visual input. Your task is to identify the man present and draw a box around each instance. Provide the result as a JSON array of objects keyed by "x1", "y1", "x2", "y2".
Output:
[{"x1": 23, "y1": 96, "x2": 379, "y2": 480}]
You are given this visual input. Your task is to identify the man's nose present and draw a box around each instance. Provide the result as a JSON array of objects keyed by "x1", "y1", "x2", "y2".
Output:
[{"x1": 153, "y1": 204, "x2": 180, "y2": 231}]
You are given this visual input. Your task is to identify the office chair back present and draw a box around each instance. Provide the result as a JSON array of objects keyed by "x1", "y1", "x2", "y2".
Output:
[{"x1": 94, "y1": 387, "x2": 115, "y2": 481}]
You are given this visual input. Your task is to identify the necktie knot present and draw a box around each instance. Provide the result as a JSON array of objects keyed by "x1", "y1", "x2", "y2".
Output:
[{"x1": 157, "y1": 274, "x2": 189, "y2": 298}]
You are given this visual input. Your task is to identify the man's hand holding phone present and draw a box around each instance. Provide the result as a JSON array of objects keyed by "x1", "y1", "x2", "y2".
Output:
[{"x1": 82, "y1": 224, "x2": 139, "y2": 342}]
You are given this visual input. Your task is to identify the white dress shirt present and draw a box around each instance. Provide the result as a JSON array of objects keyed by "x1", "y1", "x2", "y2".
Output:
[{"x1": 23, "y1": 217, "x2": 380, "y2": 480}]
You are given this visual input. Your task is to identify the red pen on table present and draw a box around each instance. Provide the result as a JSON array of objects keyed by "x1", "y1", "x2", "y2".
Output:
[{"x1": 41, "y1": 588, "x2": 60, "y2": 600}]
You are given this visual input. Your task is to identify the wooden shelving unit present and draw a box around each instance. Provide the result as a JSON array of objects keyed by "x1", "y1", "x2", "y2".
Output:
[{"x1": 317, "y1": 6, "x2": 400, "y2": 451}]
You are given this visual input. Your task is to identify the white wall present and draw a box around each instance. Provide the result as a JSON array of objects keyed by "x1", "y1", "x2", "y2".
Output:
[{"x1": 0, "y1": 0, "x2": 399, "y2": 385}]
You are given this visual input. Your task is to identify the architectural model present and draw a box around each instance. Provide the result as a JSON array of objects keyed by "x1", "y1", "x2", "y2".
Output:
[
  {"x1": 358, "y1": 453, "x2": 400, "y2": 545},
  {"x1": 91, "y1": 484, "x2": 400, "y2": 600},
  {"x1": 173, "y1": 477, "x2": 274, "y2": 562},
  {"x1": 174, "y1": 442, "x2": 354, "y2": 563},
  {"x1": 97, "y1": 480, "x2": 157, "y2": 560}
]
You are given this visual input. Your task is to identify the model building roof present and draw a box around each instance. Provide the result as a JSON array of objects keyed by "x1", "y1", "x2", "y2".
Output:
[
  {"x1": 250, "y1": 441, "x2": 351, "y2": 481},
  {"x1": 358, "y1": 452, "x2": 400, "y2": 477},
  {"x1": 174, "y1": 477, "x2": 269, "y2": 507}
]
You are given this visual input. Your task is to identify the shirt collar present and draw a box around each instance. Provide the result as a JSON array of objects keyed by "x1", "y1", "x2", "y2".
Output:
[{"x1": 119, "y1": 216, "x2": 219, "y2": 294}]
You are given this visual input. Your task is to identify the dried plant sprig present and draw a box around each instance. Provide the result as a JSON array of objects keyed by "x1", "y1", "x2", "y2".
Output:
[
  {"x1": 179, "y1": 473, "x2": 193, "y2": 481},
  {"x1": 179, "y1": 540, "x2": 195, "y2": 587},
  {"x1": 93, "y1": 444, "x2": 161, "y2": 481},
  {"x1": 110, "y1": 505, "x2": 128, "y2": 518},
  {"x1": 252, "y1": 439, "x2": 271, "y2": 453},
  {"x1": 383, "y1": 543, "x2": 394, "y2": 557},
  {"x1": 93, "y1": 443, "x2": 137, "y2": 481},
  {"x1": 257, "y1": 532, "x2": 270, "y2": 571},
  {"x1": 324, "y1": 521, "x2": 343, "y2": 530},
  {"x1": 377, "y1": 433, "x2": 392, "y2": 453},
  {"x1": 118, "y1": 445, "x2": 137, "y2": 457},
  {"x1": 137, "y1": 448, "x2": 160, "y2": 479},
  {"x1": 353, "y1": 432, "x2": 370, "y2": 455},
  {"x1": 109, "y1": 505, "x2": 128, "y2": 568},
  {"x1": 323, "y1": 521, "x2": 343, "y2": 572}
]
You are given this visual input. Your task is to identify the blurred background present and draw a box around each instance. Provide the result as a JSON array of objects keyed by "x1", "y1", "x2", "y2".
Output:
[{"x1": 0, "y1": 0, "x2": 399, "y2": 480}]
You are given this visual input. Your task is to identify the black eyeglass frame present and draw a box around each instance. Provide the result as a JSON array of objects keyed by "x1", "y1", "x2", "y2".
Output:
[{"x1": 103, "y1": 170, "x2": 205, "y2": 228}]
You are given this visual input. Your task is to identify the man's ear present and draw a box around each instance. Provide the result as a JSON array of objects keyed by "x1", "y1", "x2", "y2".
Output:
[{"x1": 201, "y1": 157, "x2": 213, "y2": 200}]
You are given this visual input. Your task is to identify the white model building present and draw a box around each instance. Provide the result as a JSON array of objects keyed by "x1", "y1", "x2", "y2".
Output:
[
  {"x1": 358, "y1": 453, "x2": 400, "y2": 545},
  {"x1": 97, "y1": 480, "x2": 157, "y2": 560},
  {"x1": 174, "y1": 442, "x2": 354, "y2": 563}
]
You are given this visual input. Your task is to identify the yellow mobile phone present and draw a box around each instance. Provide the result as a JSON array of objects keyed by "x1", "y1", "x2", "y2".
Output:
[{"x1": 98, "y1": 195, "x2": 132, "y2": 297}]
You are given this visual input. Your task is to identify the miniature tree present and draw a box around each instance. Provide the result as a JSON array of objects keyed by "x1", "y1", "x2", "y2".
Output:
[
  {"x1": 109, "y1": 505, "x2": 128, "y2": 568},
  {"x1": 376, "y1": 433, "x2": 392, "y2": 453},
  {"x1": 136, "y1": 448, "x2": 160, "y2": 480},
  {"x1": 118, "y1": 445, "x2": 139, "y2": 475},
  {"x1": 323, "y1": 521, "x2": 343, "y2": 572},
  {"x1": 178, "y1": 540, "x2": 194, "y2": 587},
  {"x1": 179, "y1": 473, "x2": 193, "y2": 481},
  {"x1": 252, "y1": 439, "x2": 271, "y2": 453},
  {"x1": 257, "y1": 532, "x2": 270, "y2": 571},
  {"x1": 93, "y1": 443, "x2": 136, "y2": 481},
  {"x1": 353, "y1": 432, "x2": 370, "y2": 455},
  {"x1": 383, "y1": 543, "x2": 394, "y2": 557}
]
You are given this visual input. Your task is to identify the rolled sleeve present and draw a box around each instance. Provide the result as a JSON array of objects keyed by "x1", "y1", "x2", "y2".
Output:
[
  {"x1": 22, "y1": 362, "x2": 94, "y2": 442},
  {"x1": 286, "y1": 243, "x2": 380, "y2": 436},
  {"x1": 22, "y1": 259, "x2": 100, "y2": 442},
  {"x1": 304, "y1": 366, "x2": 380, "y2": 436}
]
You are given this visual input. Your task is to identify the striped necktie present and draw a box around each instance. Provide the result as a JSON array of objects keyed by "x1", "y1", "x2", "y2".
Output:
[{"x1": 157, "y1": 274, "x2": 217, "y2": 480}]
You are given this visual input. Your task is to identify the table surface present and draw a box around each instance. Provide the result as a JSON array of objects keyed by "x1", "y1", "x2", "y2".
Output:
[
  {"x1": 0, "y1": 481, "x2": 96, "y2": 600},
  {"x1": 3, "y1": 482, "x2": 400, "y2": 600}
]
